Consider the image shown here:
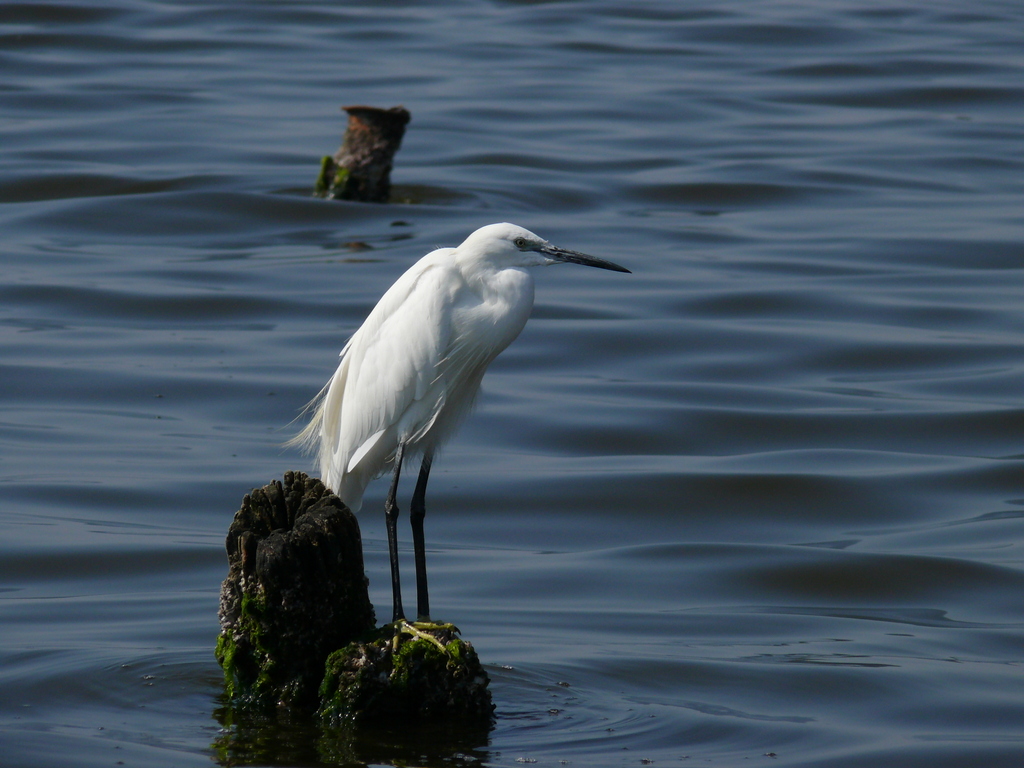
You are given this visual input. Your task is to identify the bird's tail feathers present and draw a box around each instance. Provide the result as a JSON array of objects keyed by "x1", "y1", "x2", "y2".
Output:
[{"x1": 283, "y1": 382, "x2": 329, "y2": 455}]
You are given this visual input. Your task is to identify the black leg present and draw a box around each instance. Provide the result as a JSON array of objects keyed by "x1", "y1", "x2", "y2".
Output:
[
  {"x1": 410, "y1": 451, "x2": 433, "y2": 621},
  {"x1": 385, "y1": 442, "x2": 406, "y2": 622}
]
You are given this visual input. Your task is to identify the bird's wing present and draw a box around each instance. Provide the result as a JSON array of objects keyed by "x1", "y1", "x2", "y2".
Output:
[{"x1": 326, "y1": 256, "x2": 459, "y2": 478}]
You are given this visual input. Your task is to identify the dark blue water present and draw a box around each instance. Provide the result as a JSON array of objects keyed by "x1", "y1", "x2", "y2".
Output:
[{"x1": 2, "y1": 1, "x2": 1023, "y2": 766}]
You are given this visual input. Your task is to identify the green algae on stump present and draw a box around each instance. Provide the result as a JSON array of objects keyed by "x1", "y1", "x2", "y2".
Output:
[
  {"x1": 319, "y1": 622, "x2": 493, "y2": 726},
  {"x1": 217, "y1": 471, "x2": 375, "y2": 710}
]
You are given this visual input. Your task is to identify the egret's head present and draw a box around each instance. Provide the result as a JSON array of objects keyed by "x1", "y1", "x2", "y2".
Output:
[{"x1": 457, "y1": 222, "x2": 630, "y2": 273}]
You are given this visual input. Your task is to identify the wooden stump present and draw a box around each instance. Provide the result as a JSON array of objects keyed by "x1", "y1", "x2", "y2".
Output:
[
  {"x1": 315, "y1": 105, "x2": 410, "y2": 202},
  {"x1": 216, "y1": 471, "x2": 493, "y2": 727},
  {"x1": 216, "y1": 471, "x2": 375, "y2": 710}
]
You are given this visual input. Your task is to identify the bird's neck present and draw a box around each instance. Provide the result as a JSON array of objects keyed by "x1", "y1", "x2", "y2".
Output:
[{"x1": 457, "y1": 257, "x2": 525, "y2": 294}]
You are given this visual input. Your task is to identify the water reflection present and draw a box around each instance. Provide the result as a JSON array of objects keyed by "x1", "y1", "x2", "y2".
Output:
[{"x1": 212, "y1": 701, "x2": 491, "y2": 767}]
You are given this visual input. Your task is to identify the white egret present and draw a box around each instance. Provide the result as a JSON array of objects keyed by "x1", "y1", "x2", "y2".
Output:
[{"x1": 293, "y1": 222, "x2": 629, "y2": 622}]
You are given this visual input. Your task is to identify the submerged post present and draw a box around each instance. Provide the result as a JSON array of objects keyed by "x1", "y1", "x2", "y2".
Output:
[
  {"x1": 216, "y1": 471, "x2": 493, "y2": 726},
  {"x1": 315, "y1": 105, "x2": 410, "y2": 202},
  {"x1": 216, "y1": 471, "x2": 375, "y2": 710}
]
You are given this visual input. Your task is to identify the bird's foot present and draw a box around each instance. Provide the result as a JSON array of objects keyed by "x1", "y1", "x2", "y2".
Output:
[
  {"x1": 389, "y1": 618, "x2": 461, "y2": 654},
  {"x1": 413, "y1": 618, "x2": 460, "y2": 633}
]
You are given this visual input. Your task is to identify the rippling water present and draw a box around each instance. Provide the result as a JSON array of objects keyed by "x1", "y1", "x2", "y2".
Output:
[{"x1": 2, "y1": 1, "x2": 1024, "y2": 766}]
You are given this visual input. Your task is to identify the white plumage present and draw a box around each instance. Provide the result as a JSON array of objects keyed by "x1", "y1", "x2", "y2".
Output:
[{"x1": 293, "y1": 222, "x2": 629, "y2": 621}]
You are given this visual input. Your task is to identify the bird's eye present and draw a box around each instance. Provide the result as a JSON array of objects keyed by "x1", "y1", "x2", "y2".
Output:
[{"x1": 513, "y1": 237, "x2": 528, "y2": 249}]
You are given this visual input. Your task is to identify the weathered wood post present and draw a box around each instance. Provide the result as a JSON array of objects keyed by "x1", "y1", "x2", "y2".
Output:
[
  {"x1": 216, "y1": 471, "x2": 374, "y2": 709},
  {"x1": 315, "y1": 105, "x2": 410, "y2": 202},
  {"x1": 216, "y1": 471, "x2": 493, "y2": 725}
]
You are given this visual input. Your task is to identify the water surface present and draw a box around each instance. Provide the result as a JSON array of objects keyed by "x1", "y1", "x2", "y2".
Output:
[{"x1": 2, "y1": 1, "x2": 1023, "y2": 766}]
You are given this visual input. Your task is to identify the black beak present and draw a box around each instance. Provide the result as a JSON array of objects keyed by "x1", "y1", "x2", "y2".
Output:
[{"x1": 539, "y1": 244, "x2": 631, "y2": 274}]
